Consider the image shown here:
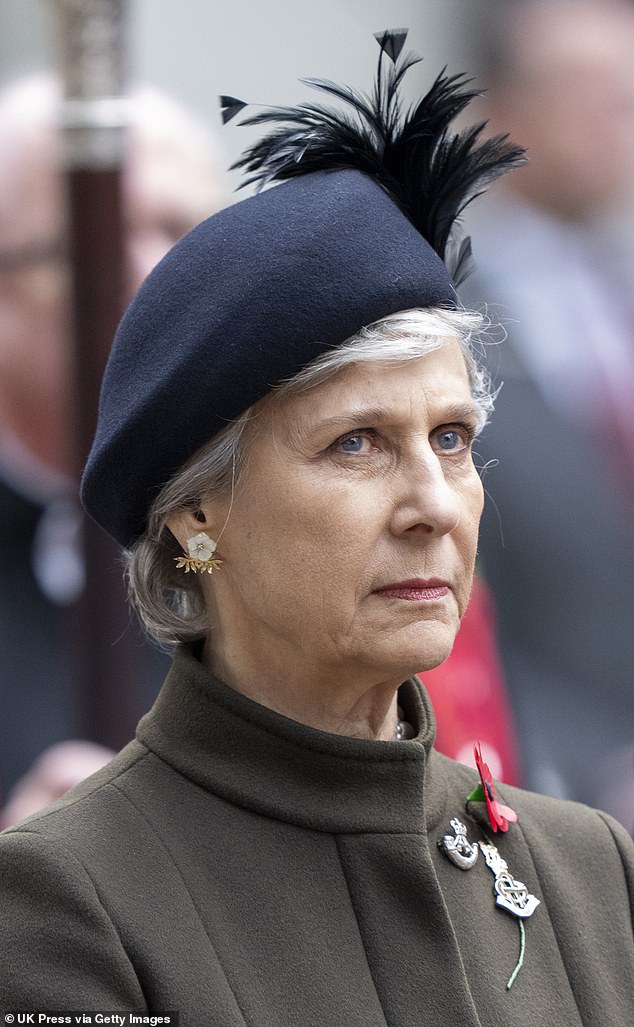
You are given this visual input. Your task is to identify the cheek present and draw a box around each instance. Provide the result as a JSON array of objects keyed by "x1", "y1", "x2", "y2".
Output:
[
  {"x1": 447, "y1": 461, "x2": 483, "y2": 536},
  {"x1": 0, "y1": 286, "x2": 69, "y2": 392},
  {"x1": 468, "y1": 472, "x2": 485, "y2": 525},
  {"x1": 454, "y1": 474, "x2": 484, "y2": 590},
  {"x1": 230, "y1": 477, "x2": 380, "y2": 608}
]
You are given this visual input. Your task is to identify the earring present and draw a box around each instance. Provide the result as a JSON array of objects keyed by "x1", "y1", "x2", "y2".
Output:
[{"x1": 174, "y1": 532, "x2": 223, "y2": 574}]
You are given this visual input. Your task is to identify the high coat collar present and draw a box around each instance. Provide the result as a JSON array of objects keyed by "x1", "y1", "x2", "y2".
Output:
[{"x1": 137, "y1": 645, "x2": 448, "y2": 836}]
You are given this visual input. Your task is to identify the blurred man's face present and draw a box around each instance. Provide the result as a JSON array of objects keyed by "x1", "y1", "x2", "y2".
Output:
[
  {"x1": 0, "y1": 117, "x2": 224, "y2": 474},
  {"x1": 0, "y1": 137, "x2": 69, "y2": 469},
  {"x1": 491, "y1": 6, "x2": 634, "y2": 219},
  {"x1": 125, "y1": 124, "x2": 225, "y2": 299}
]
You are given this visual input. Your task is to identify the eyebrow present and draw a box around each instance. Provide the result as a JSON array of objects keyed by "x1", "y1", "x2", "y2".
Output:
[{"x1": 309, "y1": 402, "x2": 481, "y2": 435}]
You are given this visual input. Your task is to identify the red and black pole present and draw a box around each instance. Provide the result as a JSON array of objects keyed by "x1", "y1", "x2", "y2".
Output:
[{"x1": 54, "y1": 0, "x2": 145, "y2": 748}]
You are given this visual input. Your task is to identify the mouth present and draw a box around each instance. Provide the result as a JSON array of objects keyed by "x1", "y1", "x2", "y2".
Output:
[{"x1": 372, "y1": 578, "x2": 452, "y2": 602}]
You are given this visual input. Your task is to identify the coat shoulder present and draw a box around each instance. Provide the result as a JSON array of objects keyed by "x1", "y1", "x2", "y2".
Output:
[{"x1": 0, "y1": 811, "x2": 147, "y2": 1006}]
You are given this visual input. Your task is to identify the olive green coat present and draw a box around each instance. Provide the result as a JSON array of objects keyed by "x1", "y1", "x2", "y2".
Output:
[{"x1": 1, "y1": 647, "x2": 632, "y2": 1025}]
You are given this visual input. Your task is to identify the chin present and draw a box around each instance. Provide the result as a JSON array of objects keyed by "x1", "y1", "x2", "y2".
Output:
[
  {"x1": 365, "y1": 623, "x2": 458, "y2": 680},
  {"x1": 410, "y1": 616, "x2": 458, "y2": 665},
  {"x1": 413, "y1": 645, "x2": 454, "y2": 673}
]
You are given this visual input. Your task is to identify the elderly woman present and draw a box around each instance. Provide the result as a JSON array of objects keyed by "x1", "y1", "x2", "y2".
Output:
[{"x1": 0, "y1": 31, "x2": 632, "y2": 1026}]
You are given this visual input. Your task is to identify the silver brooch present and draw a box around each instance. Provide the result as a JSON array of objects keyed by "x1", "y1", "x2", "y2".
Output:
[
  {"x1": 479, "y1": 841, "x2": 540, "y2": 918},
  {"x1": 438, "y1": 817, "x2": 479, "y2": 869}
]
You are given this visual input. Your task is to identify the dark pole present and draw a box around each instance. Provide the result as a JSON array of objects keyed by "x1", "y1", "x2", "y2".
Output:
[{"x1": 55, "y1": 0, "x2": 143, "y2": 748}]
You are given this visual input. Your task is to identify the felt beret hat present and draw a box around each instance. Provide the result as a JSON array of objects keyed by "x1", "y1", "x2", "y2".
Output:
[{"x1": 81, "y1": 30, "x2": 524, "y2": 548}]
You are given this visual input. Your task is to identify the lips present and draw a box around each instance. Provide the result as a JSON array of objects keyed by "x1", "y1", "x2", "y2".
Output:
[{"x1": 373, "y1": 578, "x2": 452, "y2": 601}]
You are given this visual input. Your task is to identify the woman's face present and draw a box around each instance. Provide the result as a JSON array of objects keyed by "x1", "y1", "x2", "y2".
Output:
[{"x1": 200, "y1": 338, "x2": 484, "y2": 685}]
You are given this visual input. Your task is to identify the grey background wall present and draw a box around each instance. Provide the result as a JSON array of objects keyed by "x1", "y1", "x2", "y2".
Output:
[{"x1": 0, "y1": 0, "x2": 476, "y2": 184}]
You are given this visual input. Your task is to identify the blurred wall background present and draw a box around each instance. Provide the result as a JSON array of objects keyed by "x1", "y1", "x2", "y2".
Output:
[{"x1": 0, "y1": 0, "x2": 473, "y2": 192}]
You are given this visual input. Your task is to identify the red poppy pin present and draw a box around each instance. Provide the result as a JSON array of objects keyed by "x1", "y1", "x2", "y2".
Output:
[{"x1": 467, "y1": 742, "x2": 518, "y2": 833}]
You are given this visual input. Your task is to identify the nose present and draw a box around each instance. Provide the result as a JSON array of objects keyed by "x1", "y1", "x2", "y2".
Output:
[{"x1": 389, "y1": 447, "x2": 462, "y2": 539}]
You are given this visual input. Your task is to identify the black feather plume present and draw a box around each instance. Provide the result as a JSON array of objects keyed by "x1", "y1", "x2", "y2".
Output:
[
  {"x1": 226, "y1": 29, "x2": 526, "y2": 285},
  {"x1": 219, "y1": 95, "x2": 248, "y2": 124}
]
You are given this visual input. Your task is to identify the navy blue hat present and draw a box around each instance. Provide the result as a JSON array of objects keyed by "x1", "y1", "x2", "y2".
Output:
[{"x1": 81, "y1": 30, "x2": 525, "y2": 548}]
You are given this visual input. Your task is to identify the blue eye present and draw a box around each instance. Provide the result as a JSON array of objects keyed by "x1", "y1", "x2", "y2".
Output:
[
  {"x1": 339, "y1": 435, "x2": 365, "y2": 453},
  {"x1": 437, "y1": 430, "x2": 461, "y2": 450},
  {"x1": 433, "y1": 426, "x2": 473, "y2": 453},
  {"x1": 334, "y1": 431, "x2": 377, "y2": 455}
]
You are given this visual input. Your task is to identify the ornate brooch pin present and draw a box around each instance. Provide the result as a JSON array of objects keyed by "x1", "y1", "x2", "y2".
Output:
[
  {"x1": 437, "y1": 743, "x2": 540, "y2": 990},
  {"x1": 479, "y1": 841, "x2": 540, "y2": 920},
  {"x1": 438, "y1": 817, "x2": 479, "y2": 869}
]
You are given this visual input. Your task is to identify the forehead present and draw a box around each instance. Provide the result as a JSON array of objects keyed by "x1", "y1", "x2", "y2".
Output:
[{"x1": 270, "y1": 337, "x2": 473, "y2": 431}]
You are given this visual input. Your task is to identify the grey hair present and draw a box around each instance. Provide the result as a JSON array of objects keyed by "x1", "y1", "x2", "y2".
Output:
[{"x1": 126, "y1": 306, "x2": 493, "y2": 647}]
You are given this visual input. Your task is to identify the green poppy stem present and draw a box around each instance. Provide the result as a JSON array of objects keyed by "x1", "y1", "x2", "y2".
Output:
[{"x1": 506, "y1": 919, "x2": 526, "y2": 990}]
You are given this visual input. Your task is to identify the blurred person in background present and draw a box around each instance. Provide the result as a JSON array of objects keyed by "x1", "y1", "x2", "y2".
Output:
[
  {"x1": 0, "y1": 739, "x2": 115, "y2": 829},
  {"x1": 0, "y1": 75, "x2": 226, "y2": 804},
  {"x1": 461, "y1": 0, "x2": 634, "y2": 826}
]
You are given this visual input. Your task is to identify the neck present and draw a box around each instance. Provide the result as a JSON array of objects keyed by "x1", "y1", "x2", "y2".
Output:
[{"x1": 202, "y1": 635, "x2": 402, "y2": 742}]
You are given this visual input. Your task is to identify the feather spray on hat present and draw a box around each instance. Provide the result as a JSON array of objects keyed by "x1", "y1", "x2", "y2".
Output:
[{"x1": 220, "y1": 28, "x2": 526, "y2": 285}]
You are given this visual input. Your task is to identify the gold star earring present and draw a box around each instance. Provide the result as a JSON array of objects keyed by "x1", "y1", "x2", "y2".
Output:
[{"x1": 174, "y1": 532, "x2": 223, "y2": 574}]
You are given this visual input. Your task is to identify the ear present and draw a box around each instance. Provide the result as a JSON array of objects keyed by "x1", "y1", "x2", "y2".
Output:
[{"x1": 165, "y1": 504, "x2": 214, "y2": 552}]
